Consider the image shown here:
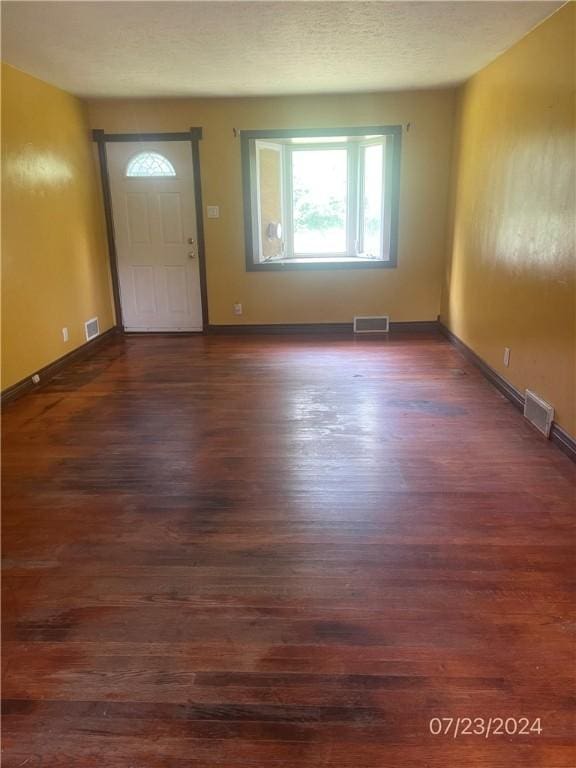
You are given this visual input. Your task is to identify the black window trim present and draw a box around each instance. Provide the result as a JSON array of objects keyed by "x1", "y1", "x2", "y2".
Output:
[{"x1": 241, "y1": 125, "x2": 402, "y2": 272}]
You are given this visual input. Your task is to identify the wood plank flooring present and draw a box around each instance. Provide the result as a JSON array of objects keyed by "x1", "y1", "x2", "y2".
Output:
[{"x1": 2, "y1": 332, "x2": 575, "y2": 767}]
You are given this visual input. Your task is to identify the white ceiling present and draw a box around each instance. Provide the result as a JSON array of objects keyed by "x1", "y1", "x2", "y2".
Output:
[{"x1": 1, "y1": 1, "x2": 564, "y2": 98}]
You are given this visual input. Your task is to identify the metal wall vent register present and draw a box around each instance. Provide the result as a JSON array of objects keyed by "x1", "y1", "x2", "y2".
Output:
[
  {"x1": 85, "y1": 317, "x2": 100, "y2": 341},
  {"x1": 524, "y1": 390, "x2": 554, "y2": 437}
]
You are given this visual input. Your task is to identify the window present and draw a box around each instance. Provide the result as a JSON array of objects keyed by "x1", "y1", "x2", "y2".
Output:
[
  {"x1": 126, "y1": 151, "x2": 176, "y2": 177},
  {"x1": 241, "y1": 126, "x2": 401, "y2": 270}
]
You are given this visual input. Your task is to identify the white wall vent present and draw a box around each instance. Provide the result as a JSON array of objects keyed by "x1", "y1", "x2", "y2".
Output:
[
  {"x1": 353, "y1": 316, "x2": 389, "y2": 334},
  {"x1": 85, "y1": 317, "x2": 100, "y2": 342},
  {"x1": 524, "y1": 390, "x2": 554, "y2": 437}
]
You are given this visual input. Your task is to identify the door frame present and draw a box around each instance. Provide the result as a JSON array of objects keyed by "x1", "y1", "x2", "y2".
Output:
[{"x1": 92, "y1": 129, "x2": 209, "y2": 332}]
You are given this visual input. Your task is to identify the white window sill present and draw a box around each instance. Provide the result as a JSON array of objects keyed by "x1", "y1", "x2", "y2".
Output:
[
  {"x1": 248, "y1": 256, "x2": 394, "y2": 271},
  {"x1": 263, "y1": 256, "x2": 385, "y2": 264}
]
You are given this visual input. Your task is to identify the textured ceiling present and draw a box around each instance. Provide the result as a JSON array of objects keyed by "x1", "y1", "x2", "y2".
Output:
[{"x1": 1, "y1": 1, "x2": 564, "y2": 97}]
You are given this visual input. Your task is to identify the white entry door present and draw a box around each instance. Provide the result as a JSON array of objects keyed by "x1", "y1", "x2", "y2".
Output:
[{"x1": 107, "y1": 141, "x2": 203, "y2": 331}]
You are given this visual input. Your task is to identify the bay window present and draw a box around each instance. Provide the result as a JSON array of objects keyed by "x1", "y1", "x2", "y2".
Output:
[{"x1": 241, "y1": 126, "x2": 401, "y2": 270}]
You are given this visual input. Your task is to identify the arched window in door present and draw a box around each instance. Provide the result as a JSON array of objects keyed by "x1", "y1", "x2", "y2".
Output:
[{"x1": 126, "y1": 151, "x2": 176, "y2": 177}]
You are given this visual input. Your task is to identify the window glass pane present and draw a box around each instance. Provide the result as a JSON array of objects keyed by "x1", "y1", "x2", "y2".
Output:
[
  {"x1": 126, "y1": 152, "x2": 176, "y2": 177},
  {"x1": 257, "y1": 143, "x2": 284, "y2": 261},
  {"x1": 292, "y1": 149, "x2": 347, "y2": 254},
  {"x1": 362, "y1": 144, "x2": 383, "y2": 257}
]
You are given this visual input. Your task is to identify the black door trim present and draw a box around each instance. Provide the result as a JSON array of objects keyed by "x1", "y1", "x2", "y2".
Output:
[{"x1": 92, "y1": 128, "x2": 209, "y2": 331}]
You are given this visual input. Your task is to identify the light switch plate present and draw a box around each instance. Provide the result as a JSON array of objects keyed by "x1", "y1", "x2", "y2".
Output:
[{"x1": 207, "y1": 205, "x2": 220, "y2": 219}]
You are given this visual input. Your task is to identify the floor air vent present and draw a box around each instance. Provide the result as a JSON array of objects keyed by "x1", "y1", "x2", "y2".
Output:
[
  {"x1": 85, "y1": 317, "x2": 100, "y2": 341},
  {"x1": 353, "y1": 315, "x2": 389, "y2": 334},
  {"x1": 524, "y1": 390, "x2": 554, "y2": 437}
]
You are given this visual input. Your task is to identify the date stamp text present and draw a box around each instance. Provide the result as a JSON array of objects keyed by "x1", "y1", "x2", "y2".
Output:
[{"x1": 429, "y1": 717, "x2": 543, "y2": 738}]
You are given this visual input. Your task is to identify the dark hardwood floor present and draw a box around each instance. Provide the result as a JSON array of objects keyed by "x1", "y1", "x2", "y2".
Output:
[{"x1": 2, "y1": 332, "x2": 575, "y2": 767}]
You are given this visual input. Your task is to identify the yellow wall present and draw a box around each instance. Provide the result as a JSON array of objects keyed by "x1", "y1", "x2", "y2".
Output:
[
  {"x1": 87, "y1": 90, "x2": 456, "y2": 325},
  {"x1": 441, "y1": 3, "x2": 575, "y2": 436},
  {"x1": 1, "y1": 63, "x2": 115, "y2": 390}
]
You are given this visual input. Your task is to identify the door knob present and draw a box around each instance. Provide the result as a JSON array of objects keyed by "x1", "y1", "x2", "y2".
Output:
[
  {"x1": 187, "y1": 237, "x2": 195, "y2": 245},
  {"x1": 188, "y1": 251, "x2": 196, "y2": 259}
]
